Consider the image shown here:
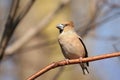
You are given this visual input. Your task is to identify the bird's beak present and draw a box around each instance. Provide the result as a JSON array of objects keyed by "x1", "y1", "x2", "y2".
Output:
[{"x1": 56, "y1": 24, "x2": 64, "y2": 30}]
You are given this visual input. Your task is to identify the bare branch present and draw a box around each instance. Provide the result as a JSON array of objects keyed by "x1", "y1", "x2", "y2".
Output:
[
  {"x1": 26, "y1": 52, "x2": 120, "y2": 80},
  {"x1": 0, "y1": 0, "x2": 20, "y2": 61},
  {"x1": 77, "y1": 0, "x2": 120, "y2": 37},
  {"x1": 15, "y1": 0, "x2": 36, "y2": 22},
  {"x1": 0, "y1": 0, "x2": 35, "y2": 61}
]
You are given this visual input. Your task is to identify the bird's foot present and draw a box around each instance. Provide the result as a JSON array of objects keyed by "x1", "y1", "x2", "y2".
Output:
[
  {"x1": 79, "y1": 57, "x2": 83, "y2": 63},
  {"x1": 65, "y1": 59, "x2": 69, "y2": 65}
]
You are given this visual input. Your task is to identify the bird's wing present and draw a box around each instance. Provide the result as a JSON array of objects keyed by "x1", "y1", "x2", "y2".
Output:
[
  {"x1": 58, "y1": 40, "x2": 69, "y2": 59},
  {"x1": 78, "y1": 36, "x2": 89, "y2": 66}
]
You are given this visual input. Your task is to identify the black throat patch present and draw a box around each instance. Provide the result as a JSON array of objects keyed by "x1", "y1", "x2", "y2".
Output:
[{"x1": 59, "y1": 29, "x2": 63, "y2": 33}]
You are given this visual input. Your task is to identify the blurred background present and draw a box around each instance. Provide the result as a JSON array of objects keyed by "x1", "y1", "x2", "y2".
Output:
[{"x1": 0, "y1": 0, "x2": 120, "y2": 80}]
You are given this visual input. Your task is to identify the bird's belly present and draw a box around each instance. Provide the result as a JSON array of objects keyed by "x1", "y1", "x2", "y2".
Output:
[{"x1": 59, "y1": 39, "x2": 85, "y2": 59}]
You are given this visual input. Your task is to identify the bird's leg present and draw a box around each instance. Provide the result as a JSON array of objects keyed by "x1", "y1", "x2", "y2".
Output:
[
  {"x1": 65, "y1": 59, "x2": 70, "y2": 65},
  {"x1": 79, "y1": 57, "x2": 84, "y2": 67},
  {"x1": 79, "y1": 57, "x2": 86, "y2": 74},
  {"x1": 79, "y1": 57, "x2": 86, "y2": 71},
  {"x1": 79, "y1": 57, "x2": 89, "y2": 74}
]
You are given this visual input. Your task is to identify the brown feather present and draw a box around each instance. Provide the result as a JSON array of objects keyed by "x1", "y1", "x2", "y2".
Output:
[{"x1": 57, "y1": 21, "x2": 89, "y2": 74}]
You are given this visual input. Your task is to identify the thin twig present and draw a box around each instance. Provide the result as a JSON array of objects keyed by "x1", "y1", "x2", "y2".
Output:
[
  {"x1": 0, "y1": 0, "x2": 35, "y2": 61},
  {"x1": 26, "y1": 52, "x2": 120, "y2": 80},
  {"x1": 0, "y1": 0, "x2": 20, "y2": 61},
  {"x1": 15, "y1": 0, "x2": 36, "y2": 23},
  {"x1": 78, "y1": 0, "x2": 101, "y2": 37},
  {"x1": 77, "y1": 1, "x2": 120, "y2": 37}
]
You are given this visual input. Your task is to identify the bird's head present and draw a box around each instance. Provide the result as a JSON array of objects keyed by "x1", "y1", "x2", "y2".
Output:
[{"x1": 56, "y1": 21, "x2": 74, "y2": 33}]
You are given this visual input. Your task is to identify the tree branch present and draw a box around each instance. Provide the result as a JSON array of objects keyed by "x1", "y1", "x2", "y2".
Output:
[
  {"x1": 26, "y1": 52, "x2": 120, "y2": 80},
  {"x1": 0, "y1": 0, "x2": 35, "y2": 61},
  {"x1": 0, "y1": 0, "x2": 20, "y2": 61}
]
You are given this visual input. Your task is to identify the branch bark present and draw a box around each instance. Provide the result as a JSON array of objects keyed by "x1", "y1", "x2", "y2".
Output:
[{"x1": 26, "y1": 52, "x2": 120, "y2": 80}]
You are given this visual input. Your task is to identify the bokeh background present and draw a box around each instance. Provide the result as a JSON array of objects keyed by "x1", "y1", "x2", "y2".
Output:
[{"x1": 0, "y1": 0, "x2": 120, "y2": 80}]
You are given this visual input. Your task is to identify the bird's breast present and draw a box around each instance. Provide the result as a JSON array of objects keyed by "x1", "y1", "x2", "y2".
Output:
[{"x1": 58, "y1": 33, "x2": 85, "y2": 58}]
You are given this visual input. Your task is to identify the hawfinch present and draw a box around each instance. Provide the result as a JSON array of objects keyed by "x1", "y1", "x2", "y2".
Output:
[{"x1": 56, "y1": 21, "x2": 89, "y2": 74}]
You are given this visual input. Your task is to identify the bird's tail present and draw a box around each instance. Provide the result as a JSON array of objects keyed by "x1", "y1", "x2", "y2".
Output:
[{"x1": 79, "y1": 63, "x2": 89, "y2": 75}]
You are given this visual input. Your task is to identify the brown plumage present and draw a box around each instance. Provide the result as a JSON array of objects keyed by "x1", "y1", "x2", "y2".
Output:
[{"x1": 56, "y1": 21, "x2": 89, "y2": 74}]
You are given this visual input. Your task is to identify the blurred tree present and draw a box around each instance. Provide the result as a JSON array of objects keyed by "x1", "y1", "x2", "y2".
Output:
[{"x1": 0, "y1": 0, "x2": 120, "y2": 80}]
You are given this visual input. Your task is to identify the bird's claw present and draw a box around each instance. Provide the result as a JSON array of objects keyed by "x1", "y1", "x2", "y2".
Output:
[
  {"x1": 79, "y1": 57, "x2": 83, "y2": 63},
  {"x1": 65, "y1": 59, "x2": 69, "y2": 64}
]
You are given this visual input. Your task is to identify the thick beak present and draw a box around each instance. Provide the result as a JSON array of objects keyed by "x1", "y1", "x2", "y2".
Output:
[{"x1": 56, "y1": 24, "x2": 64, "y2": 30}]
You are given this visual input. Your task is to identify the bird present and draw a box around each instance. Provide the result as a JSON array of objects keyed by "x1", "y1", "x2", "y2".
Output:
[{"x1": 56, "y1": 21, "x2": 89, "y2": 74}]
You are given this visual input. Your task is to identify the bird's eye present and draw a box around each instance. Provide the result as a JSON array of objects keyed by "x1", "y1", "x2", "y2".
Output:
[{"x1": 64, "y1": 24, "x2": 68, "y2": 26}]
